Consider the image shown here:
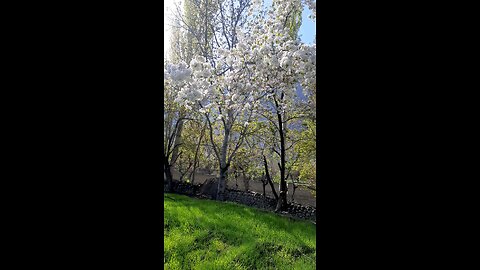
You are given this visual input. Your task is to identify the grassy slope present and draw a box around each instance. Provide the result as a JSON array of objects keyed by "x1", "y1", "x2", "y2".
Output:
[{"x1": 164, "y1": 194, "x2": 316, "y2": 270}]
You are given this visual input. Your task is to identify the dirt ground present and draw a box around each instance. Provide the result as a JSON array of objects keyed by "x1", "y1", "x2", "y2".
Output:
[{"x1": 171, "y1": 169, "x2": 316, "y2": 207}]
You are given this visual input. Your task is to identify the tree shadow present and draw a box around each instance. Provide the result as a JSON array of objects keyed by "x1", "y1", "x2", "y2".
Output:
[{"x1": 167, "y1": 195, "x2": 315, "y2": 247}]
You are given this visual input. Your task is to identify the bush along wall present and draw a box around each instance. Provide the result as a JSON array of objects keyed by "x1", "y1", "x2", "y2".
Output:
[{"x1": 164, "y1": 180, "x2": 316, "y2": 222}]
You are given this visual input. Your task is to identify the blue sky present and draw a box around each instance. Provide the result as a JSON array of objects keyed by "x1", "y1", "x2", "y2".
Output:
[{"x1": 299, "y1": 4, "x2": 316, "y2": 44}]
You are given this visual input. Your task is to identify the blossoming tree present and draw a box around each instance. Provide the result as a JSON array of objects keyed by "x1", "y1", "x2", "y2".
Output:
[{"x1": 165, "y1": 0, "x2": 316, "y2": 206}]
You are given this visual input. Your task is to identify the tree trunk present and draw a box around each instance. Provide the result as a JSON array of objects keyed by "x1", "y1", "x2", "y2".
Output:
[
  {"x1": 289, "y1": 174, "x2": 297, "y2": 203},
  {"x1": 261, "y1": 173, "x2": 268, "y2": 198},
  {"x1": 275, "y1": 97, "x2": 288, "y2": 212},
  {"x1": 217, "y1": 164, "x2": 229, "y2": 200},
  {"x1": 170, "y1": 116, "x2": 185, "y2": 167},
  {"x1": 164, "y1": 154, "x2": 173, "y2": 193},
  {"x1": 263, "y1": 155, "x2": 278, "y2": 200},
  {"x1": 262, "y1": 181, "x2": 266, "y2": 198},
  {"x1": 216, "y1": 125, "x2": 230, "y2": 200},
  {"x1": 190, "y1": 120, "x2": 207, "y2": 185},
  {"x1": 242, "y1": 172, "x2": 249, "y2": 192},
  {"x1": 276, "y1": 162, "x2": 288, "y2": 211}
]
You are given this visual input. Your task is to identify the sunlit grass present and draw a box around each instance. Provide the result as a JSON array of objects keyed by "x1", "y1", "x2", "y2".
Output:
[{"x1": 164, "y1": 194, "x2": 316, "y2": 270}]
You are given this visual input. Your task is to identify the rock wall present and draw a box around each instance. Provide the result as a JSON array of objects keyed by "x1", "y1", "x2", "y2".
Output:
[
  {"x1": 165, "y1": 180, "x2": 316, "y2": 222},
  {"x1": 224, "y1": 189, "x2": 277, "y2": 209},
  {"x1": 165, "y1": 180, "x2": 202, "y2": 196}
]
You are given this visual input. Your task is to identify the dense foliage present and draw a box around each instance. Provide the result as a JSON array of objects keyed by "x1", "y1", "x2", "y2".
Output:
[{"x1": 164, "y1": 0, "x2": 316, "y2": 203}]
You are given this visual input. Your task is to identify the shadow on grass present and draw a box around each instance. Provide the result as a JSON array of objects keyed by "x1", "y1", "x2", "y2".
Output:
[{"x1": 164, "y1": 194, "x2": 316, "y2": 269}]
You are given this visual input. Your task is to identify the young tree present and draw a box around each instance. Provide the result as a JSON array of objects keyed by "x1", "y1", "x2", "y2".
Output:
[
  {"x1": 167, "y1": 0, "x2": 217, "y2": 170},
  {"x1": 164, "y1": 62, "x2": 193, "y2": 191},
  {"x1": 171, "y1": 0, "x2": 262, "y2": 200},
  {"x1": 166, "y1": 0, "x2": 317, "y2": 205},
  {"x1": 230, "y1": 0, "x2": 316, "y2": 211}
]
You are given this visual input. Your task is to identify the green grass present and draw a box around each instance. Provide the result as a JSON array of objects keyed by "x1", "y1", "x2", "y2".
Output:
[{"x1": 164, "y1": 194, "x2": 316, "y2": 270}]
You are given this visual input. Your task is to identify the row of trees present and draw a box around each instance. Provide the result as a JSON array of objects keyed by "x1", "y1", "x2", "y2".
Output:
[{"x1": 164, "y1": 0, "x2": 316, "y2": 211}]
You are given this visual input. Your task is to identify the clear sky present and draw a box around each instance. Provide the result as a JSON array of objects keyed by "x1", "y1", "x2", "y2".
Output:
[
  {"x1": 164, "y1": 0, "x2": 316, "y2": 58},
  {"x1": 299, "y1": 3, "x2": 316, "y2": 44}
]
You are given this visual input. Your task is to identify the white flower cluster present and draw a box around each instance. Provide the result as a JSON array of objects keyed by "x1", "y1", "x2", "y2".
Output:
[
  {"x1": 230, "y1": 0, "x2": 315, "y2": 96},
  {"x1": 165, "y1": 62, "x2": 192, "y2": 83},
  {"x1": 302, "y1": 0, "x2": 317, "y2": 20},
  {"x1": 164, "y1": 0, "x2": 316, "y2": 114}
]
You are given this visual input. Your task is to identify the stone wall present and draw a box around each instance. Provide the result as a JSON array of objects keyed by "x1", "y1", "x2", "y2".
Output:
[
  {"x1": 224, "y1": 189, "x2": 277, "y2": 209},
  {"x1": 165, "y1": 180, "x2": 202, "y2": 196},
  {"x1": 165, "y1": 180, "x2": 316, "y2": 222},
  {"x1": 284, "y1": 201, "x2": 316, "y2": 221},
  {"x1": 225, "y1": 189, "x2": 316, "y2": 221}
]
